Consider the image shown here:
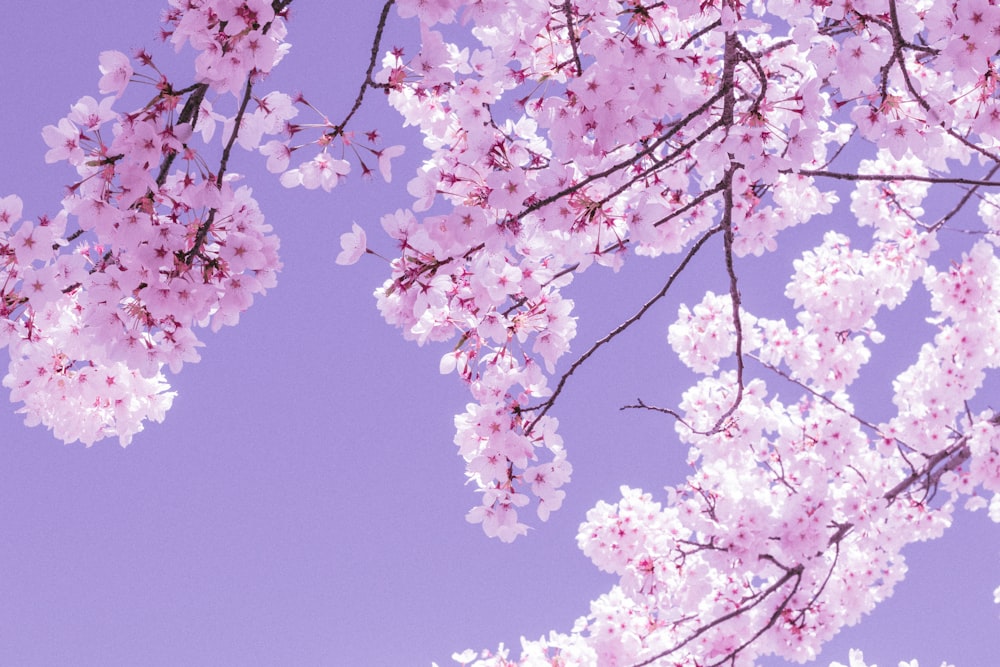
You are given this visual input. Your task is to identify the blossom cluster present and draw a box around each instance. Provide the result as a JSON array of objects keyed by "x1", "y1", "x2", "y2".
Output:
[
  {"x1": 0, "y1": 0, "x2": 298, "y2": 443},
  {"x1": 0, "y1": 0, "x2": 391, "y2": 446},
  {"x1": 358, "y1": 0, "x2": 1000, "y2": 664},
  {"x1": 367, "y1": 0, "x2": 855, "y2": 540},
  {"x1": 9, "y1": 0, "x2": 1000, "y2": 665}
]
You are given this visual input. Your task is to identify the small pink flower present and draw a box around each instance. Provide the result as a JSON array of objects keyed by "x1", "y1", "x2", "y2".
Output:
[
  {"x1": 97, "y1": 50, "x2": 133, "y2": 98},
  {"x1": 68, "y1": 95, "x2": 116, "y2": 131},
  {"x1": 41, "y1": 118, "x2": 83, "y2": 165},
  {"x1": 335, "y1": 223, "x2": 367, "y2": 265},
  {"x1": 376, "y1": 144, "x2": 405, "y2": 183},
  {"x1": 259, "y1": 140, "x2": 292, "y2": 173},
  {"x1": 0, "y1": 194, "x2": 23, "y2": 233}
]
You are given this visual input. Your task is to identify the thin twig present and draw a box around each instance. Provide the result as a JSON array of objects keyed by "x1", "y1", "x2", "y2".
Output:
[
  {"x1": 514, "y1": 90, "x2": 727, "y2": 222},
  {"x1": 631, "y1": 564, "x2": 804, "y2": 667},
  {"x1": 620, "y1": 397, "x2": 694, "y2": 431},
  {"x1": 184, "y1": 75, "x2": 255, "y2": 264},
  {"x1": 748, "y1": 353, "x2": 890, "y2": 439},
  {"x1": 799, "y1": 170, "x2": 1000, "y2": 187},
  {"x1": 329, "y1": 0, "x2": 396, "y2": 136},
  {"x1": 523, "y1": 225, "x2": 723, "y2": 434},
  {"x1": 560, "y1": 1, "x2": 584, "y2": 77},
  {"x1": 932, "y1": 162, "x2": 1000, "y2": 231},
  {"x1": 155, "y1": 83, "x2": 209, "y2": 186}
]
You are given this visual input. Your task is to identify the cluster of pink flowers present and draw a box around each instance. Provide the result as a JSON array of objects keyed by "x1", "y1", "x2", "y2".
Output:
[
  {"x1": 371, "y1": 0, "x2": 1000, "y2": 665},
  {"x1": 832, "y1": 651, "x2": 954, "y2": 667},
  {"x1": 163, "y1": 0, "x2": 290, "y2": 94},
  {"x1": 0, "y1": 0, "x2": 404, "y2": 446},
  {"x1": 9, "y1": 0, "x2": 1000, "y2": 664},
  {"x1": 0, "y1": 1, "x2": 297, "y2": 443}
]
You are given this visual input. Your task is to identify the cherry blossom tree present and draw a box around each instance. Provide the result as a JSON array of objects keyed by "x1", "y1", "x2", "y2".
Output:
[{"x1": 3, "y1": 0, "x2": 1000, "y2": 665}]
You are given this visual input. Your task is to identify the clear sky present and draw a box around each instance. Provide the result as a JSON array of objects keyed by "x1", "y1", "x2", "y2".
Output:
[{"x1": 0, "y1": 3, "x2": 998, "y2": 666}]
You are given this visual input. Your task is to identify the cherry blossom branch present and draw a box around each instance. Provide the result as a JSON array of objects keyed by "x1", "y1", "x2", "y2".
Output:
[
  {"x1": 559, "y1": 1, "x2": 584, "y2": 77},
  {"x1": 640, "y1": 427, "x2": 967, "y2": 667},
  {"x1": 708, "y1": 32, "x2": 745, "y2": 435},
  {"x1": 749, "y1": 350, "x2": 972, "y2": 508},
  {"x1": 799, "y1": 170, "x2": 1000, "y2": 187},
  {"x1": 885, "y1": 0, "x2": 1000, "y2": 164},
  {"x1": 748, "y1": 353, "x2": 891, "y2": 441},
  {"x1": 818, "y1": 441, "x2": 971, "y2": 573},
  {"x1": 183, "y1": 75, "x2": 255, "y2": 265},
  {"x1": 707, "y1": 166, "x2": 745, "y2": 435},
  {"x1": 652, "y1": 184, "x2": 725, "y2": 228},
  {"x1": 70, "y1": 81, "x2": 215, "y2": 287},
  {"x1": 328, "y1": 0, "x2": 395, "y2": 136},
  {"x1": 155, "y1": 83, "x2": 209, "y2": 186},
  {"x1": 631, "y1": 562, "x2": 804, "y2": 667},
  {"x1": 680, "y1": 18, "x2": 722, "y2": 51},
  {"x1": 594, "y1": 115, "x2": 730, "y2": 212},
  {"x1": 704, "y1": 560, "x2": 811, "y2": 667},
  {"x1": 883, "y1": 439, "x2": 971, "y2": 505},
  {"x1": 523, "y1": 224, "x2": 723, "y2": 434},
  {"x1": 791, "y1": 539, "x2": 842, "y2": 625},
  {"x1": 514, "y1": 89, "x2": 727, "y2": 222},
  {"x1": 218, "y1": 77, "x2": 255, "y2": 184},
  {"x1": 634, "y1": 424, "x2": 963, "y2": 667},
  {"x1": 932, "y1": 162, "x2": 1000, "y2": 231}
]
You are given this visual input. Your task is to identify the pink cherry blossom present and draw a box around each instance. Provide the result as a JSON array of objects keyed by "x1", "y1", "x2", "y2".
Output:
[
  {"x1": 97, "y1": 50, "x2": 133, "y2": 97},
  {"x1": 41, "y1": 118, "x2": 84, "y2": 165},
  {"x1": 9, "y1": 1, "x2": 1000, "y2": 665},
  {"x1": 68, "y1": 95, "x2": 116, "y2": 130},
  {"x1": 280, "y1": 152, "x2": 350, "y2": 191},
  {"x1": 0, "y1": 194, "x2": 23, "y2": 233},
  {"x1": 335, "y1": 223, "x2": 367, "y2": 265}
]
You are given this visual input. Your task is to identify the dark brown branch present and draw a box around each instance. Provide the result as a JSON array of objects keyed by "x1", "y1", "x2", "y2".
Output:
[
  {"x1": 653, "y1": 185, "x2": 725, "y2": 227},
  {"x1": 799, "y1": 169, "x2": 1000, "y2": 187},
  {"x1": 155, "y1": 83, "x2": 209, "y2": 187},
  {"x1": 680, "y1": 18, "x2": 722, "y2": 51},
  {"x1": 515, "y1": 90, "x2": 727, "y2": 222},
  {"x1": 631, "y1": 563, "x2": 804, "y2": 667},
  {"x1": 620, "y1": 397, "x2": 695, "y2": 431},
  {"x1": 183, "y1": 75, "x2": 255, "y2": 264},
  {"x1": 932, "y1": 162, "x2": 1000, "y2": 231},
  {"x1": 559, "y1": 1, "x2": 584, "y2": 77},
  {"x1": 707, "y1": 32, "x2": 745, "y2": 435},
  {"x1": 706, "y1": 560, "x2": 807, "y2": 667},
  {"x1": 594, "y1": 118, "x2": 727, "y2": 211},
  {"x1": 883, "y1": 439, "x2": 970, "y2": 504},
  {"x1": 329, "y1": 0, "x2": 396, "y2": 136},
  {"x1": 217, "y1": 77, "x2": 255, "y2": 183},
  {"x1": 523, "y1": 225, "x2": 723, "y2": 434}
]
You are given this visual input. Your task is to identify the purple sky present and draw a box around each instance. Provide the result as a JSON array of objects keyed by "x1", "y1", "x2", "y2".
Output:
[{"x1": 0, "y1": 3, "x2": 998, "y2": 665}]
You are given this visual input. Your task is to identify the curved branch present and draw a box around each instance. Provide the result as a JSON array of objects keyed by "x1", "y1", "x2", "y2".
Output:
[
  {"x1": 183, "y1": 75, "x2": 256, "y2": 264},
  {"x1": 559, "y1": 1, "x2": 584, "y2": 76},
  {"x1": 515, "y1": 90, "x2": 727, "y2": 222},
  {"x1": 620, "y1": 397, "x2": 696, "y2": 432},
  {"x1": 932, "y1": 162, "x2": 1000, "y2": 231},
  {"x1": 707, "y1": 32, "x2": 745, "y2": 435},
  {"x1": 155, "y1": 83, "x2": 209, "y2": 187},
  {"x1": 329, "y1": 0, "x2": 396, "y2": 136},
  {"x1": 523, "y1": 224, "x2": 723, "y2": 434},
  {"x1": 798, "y1": 169, "x2": 1000, "y2": 187},
  {"x1": 631, "y1": 563, "x2": 804, "y2": 667}
]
